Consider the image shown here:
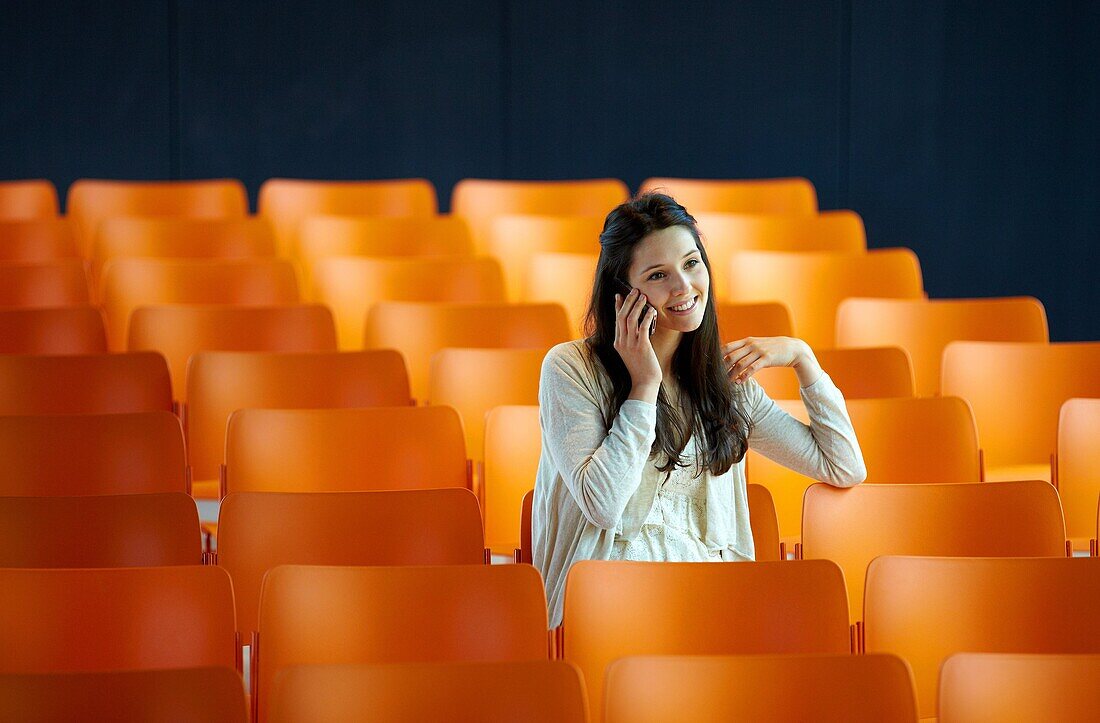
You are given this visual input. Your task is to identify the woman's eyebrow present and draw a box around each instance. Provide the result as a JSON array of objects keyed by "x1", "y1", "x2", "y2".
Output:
[{"x1": 639, "y1": 250, "x2": 699, "y2": 274}]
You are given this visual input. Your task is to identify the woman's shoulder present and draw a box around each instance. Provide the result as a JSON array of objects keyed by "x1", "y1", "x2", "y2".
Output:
[{"x1": 541, "y1": 339, "x2": 611, "y2": 398}]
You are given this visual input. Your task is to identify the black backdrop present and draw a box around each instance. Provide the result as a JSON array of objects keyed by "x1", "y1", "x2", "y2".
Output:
[{"x1": 3, "y1": 1, "x2": 1097, "y2": 340}]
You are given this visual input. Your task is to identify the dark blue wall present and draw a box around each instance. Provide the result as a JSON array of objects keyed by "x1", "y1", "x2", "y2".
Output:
[{"x1": 3, "y1": 1, "x2": 1097, "y2": 340}]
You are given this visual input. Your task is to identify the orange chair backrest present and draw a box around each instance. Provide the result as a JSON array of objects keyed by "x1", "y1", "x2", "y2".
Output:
[
  {"x1": 697, "y1": 210, "x2": 865, "y2": 297},
  {"x1": 605, "y1": 654, "x2": 917, "y2": 723},
  {"x1": 716, "y1": 301, "x2": 793, "y2": 342},
  {"x1": 754, "y1": 346, "x2": 915, "y2": 400},
  {"x1": 0, "y1": 412, "x2": 185, "y2": 496},
  {"x1": 0, "y1": 260, "x2": 90, "y2": 307},
  {"x1": 185, "y1": 350, "x2": 411, "y2": 485},
  {"x1": 748, "y1": 483, "x2": 783, "y2": 561},
  {"x1": 256, "y1": 564, "x2": 548, "y2": 721},
  {"x1": 0, "y1": 566, "x2": 237, "y2": 674},
  {"x1": 364, "y1": 301, "x2": 571, "y2": 402},
  {"x1": 802, "y1": 481, "x2": 1066, "y2": 623},
  {"x1": 218, "y1": 488, "x2": 485, "y2": 637},
  {"x1": 0, "y1": 179, "x2": 58, "y2": 219},
  {"x1": 939, "y1": 653, "x2": 1100, "y2": 722},
  {"x1": 311, "y1": 256, "x2": 506, "y2": 349},
  {"x1": 836, "y1": 296, "x2": 1049, "y2": 396},
  {"x1": 224, "y1": 406, "x2": 466, "y2": 494},
  {"x1": 518, "y1": 489, "x2": 534, "y2": 564},
  {"x1": 0, "y1": 218, "x2": 77, "y2": 260},
  {"x1": 268, "y1": 661, "x2": 586, "y2": 723},
  {"x1": 297, "y1": 214, "x2": 473, "y2": 268},
  {"x1": 66, "y1": 178, "x2": 247, "y2": 256},
  {"x1": 724, "y1": 248, "x2": 924, "y2": 348},
  {"x1": 482, "y1": 405, "x2": 542, "y2": 554},
  {"x1": 941, "y1": 342, "x2": 1100, "y2": 469},
  {"x1": 0, "y1": 493, "x2": 201, "y2": 567},
  {"x1": 523, "y1": 252, "x2": 598, "y2": 337},
  {"x1": 0, "y1": 352, "x2": 172, "y2": 415},
  {"x1": 639, "y1": 177, "x2": 818, "y2": 214},
  {"x1": 128, "y1": 304, "x2": 337, "y2": 402},
  {"x1": 864, "y1": 556, "x2": 1100, "y2": 718},
  {"x1": 100, "y1": 258, "x2": 300, "y2": 351},
  {"x1": 1058, "y1": 398, "x2": 1100, "y2": 547},
  {"x1": 485, "y1": 214, "x2": 603, "y2": 300},
  {"x1": 0, "y1": 667, "x2": 247, "y2": 723},
  {"x1": 0, "y1": 307, "x2": 106, "y2": 354},
  {"x1": 452, "y1": 178, "x2": 628, "y2": 252},
  {"x1": 563, "y1": 559, "x2": 851, "y2": 722}
]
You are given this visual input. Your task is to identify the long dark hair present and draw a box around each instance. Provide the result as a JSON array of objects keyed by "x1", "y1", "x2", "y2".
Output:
[{"x1": 582, "y1": 192, "x2": 751, "y2": 476}]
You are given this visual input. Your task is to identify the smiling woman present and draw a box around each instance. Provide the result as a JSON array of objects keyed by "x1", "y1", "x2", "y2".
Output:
[{"x1": 531, "y1": 193, "x2": 867, "y2": 627}]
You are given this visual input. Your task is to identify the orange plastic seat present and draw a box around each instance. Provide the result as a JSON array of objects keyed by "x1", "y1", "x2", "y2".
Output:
[
  {"x1": 0, "y1": 412, "x2": 185, "y2": 496},
  {"x1": 296, "y1": 214, "x2": 473, "y2": 274},
  {"x1": 517, "y1": 489, "x2": 535, "y2": 564},
  {"x1": 864, "y1": 556, "x2": 1100, "y2": 718},
  {"x1": 523, "y1": 252, "x2": 598, "y2": 337},
  {"x1": 754, "y1": 346, "x2": 915, "y2": 400},
  {"x1": 1058, "y1": 399, "x2": 1100, "y2": 552},
  {"x1": 0, "y1": 179, "x2": 59, "y2": 219},
  {"x1": 724, "y1": 248, "x2": 924, "y2": 348},
  {"x1": 942, "y1": 341, "x2": 1100, "y2": 482},
  {"x1": 485, "y1": 214, "x2": 603, "y2": 300},
  {"x1": 939, "y1": 653, "x2": 1100, "y2": 722},
  {"x1": 0, "y1": 218, "x2": 78, "y2": 260},
  {"x1": 216, "y1": 488, "x2": 485, "y2": 639},
  {"x1": 452, "y1": 178, "x2": 628, "y2": 252},
  {"x1": 747, "y1": 483, "x2": 783, "y2": 561},
  {"x1": 0, "y1": 260, "x2": 90, "y2": 307},
  {"x1": 801, "y1": 481, "x2": 1066, "y2": 623},
  {"x1": 269, "y1": 661, "x2": 586, "y2": 723},
  {"x1": 605, "y1": 654, "x2": 917, "y2": 723},
  {"x1": 836, "y1": 296, "x2": 1049, "y2": 396},
  {"x1": 255, "y1": 564, "x2": 548, "y2": 721},
  {"x1": 0, "y1": 566, "x2": 237, "y2": 674},
  {"x1": 0, "y1": 493, "x2": 201, "y2": 567},
  {"x1": 364, "y1": 301, "x2": 571, "y2": 402},
  {"x1": 184, "y1": 350, "x2": 411, "y2": 498},
  {"x1": 716, "y1": 301, "x2": 793, "y2": 341},
  {"x1": 0, "y1": 307, "x2": 106, "y2": 354},
  {"x1": 483, "y1": 405, "x2": 542, "y2": 554},
  {"x1": 563, "y1": 559, "x2": 851, "y2": 721},
  {"x1": 0, "y1": 352, "x2": 172, "y2": 415},
  {"x1": 224, "y1": 406, "x2": 467, "y2": 495},
  {"x1": 310, "y1": 256, "x2": 506, "y2": 349},
  {"x1": 0, "y1": 667, "x2": 247, "y2": 723},
  {"x1": 639, "y1": 177, "x2": 818, "y2": 214},
  {"x1": 128, "y1": 304, "x2": 337, "y2": 401},
  {"x1": 67, "y1": 178, "x2": 247, "y2": 256},
  {"x1": 100, "y1": 258, "x2": 300, "y2": 351}
]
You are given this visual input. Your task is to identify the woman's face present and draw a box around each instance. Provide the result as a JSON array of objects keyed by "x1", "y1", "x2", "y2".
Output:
[{"x1": 626, "y1": 225, "x2": 710, "y2": 334}]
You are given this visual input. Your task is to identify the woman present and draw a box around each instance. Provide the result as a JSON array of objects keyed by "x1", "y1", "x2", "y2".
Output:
[{"x1": 532, "y1": 192, "x2": 865, "y2": 627}]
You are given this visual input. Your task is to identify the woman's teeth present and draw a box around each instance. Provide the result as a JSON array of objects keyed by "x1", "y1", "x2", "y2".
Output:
[{"x1": 669, "y1": 298, "x2": 697, "y2": 312}]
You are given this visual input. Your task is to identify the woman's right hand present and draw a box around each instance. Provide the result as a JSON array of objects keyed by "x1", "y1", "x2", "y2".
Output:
[{"x1": 614, "y1": 289, "x2": 661, "y2": 401}]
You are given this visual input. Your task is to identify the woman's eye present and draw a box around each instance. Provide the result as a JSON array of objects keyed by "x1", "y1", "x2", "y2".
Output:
[
  {"x1": 648, "y1": 272, "x2": 666, "y2": 281},
  {"x1": 685, "y1": 259, "x2": 700, "y2": 269}
]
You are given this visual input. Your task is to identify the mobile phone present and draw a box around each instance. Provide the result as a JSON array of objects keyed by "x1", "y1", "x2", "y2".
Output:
[{"x1": 614, "y1": 279, "x2": 657, "y2": 336}]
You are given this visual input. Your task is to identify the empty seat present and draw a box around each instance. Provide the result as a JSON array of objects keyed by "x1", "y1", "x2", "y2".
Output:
[
  {"x1": 639, "y1": 177, "x2": 818, "y2": 214},
  {"x1": 485, "y1": 214, "x2": 603, "y2": 300},
  {"x1": 754, "y1": 346, "x2": 915, "y2": 400},
  {"x1": 297, "y1": 214, "x2": 473, "y2": 269},
  {"x1": 836, "y1": 296, "x2": 1048, "y2": 396},
  {"x1": 0, "y1": 218, "x2": 78, "y2": 261},
  {"x1": 523, "y1": 252, "x2": 598, "y2": 337},
  {"x1": 483, "y1": 405, "x2": 542, "y2": 555},
  {"x1": 517, "y1": 489, "x2": 535, "y2": 564},
  {"x1": 1058, "y1": 399, "x2": 1100, "y2": 552},
  {"x1": 939, "y1": 653, "x2": 1100, "y2": 722},
  {"x1": 0, "y1": 493, "x2": 201, "y2": 567},
  {"x1": 747, "y1": 483, "x2": 783, "y2": 561},
  {"x1": 0, "y1": 352, "x2": 172, "y2": 415},
  {"x1": 0, "y1": 179, "x2": 58, "y2": 219},
  {"x1": 716, "y1": 301, "x2": 794, "y2": 341},
  {"x1": 0, "y1": 260, "x2": 90, "y2": 307},
  {"x1": 0, "y1": 307, "x2": 106, "y2": 354}
]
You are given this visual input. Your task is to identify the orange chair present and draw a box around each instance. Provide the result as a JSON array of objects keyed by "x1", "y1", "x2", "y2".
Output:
[
  {"x1": 0, "y1": 566, "x2": 237, "y2": 674},
  {"x1": 523, "y1": 252, "x2": 598, "y2": 337},
  {"x1": 0, "y1": 307, "x2": 107, "y2": 354},
  {"x1": 0, "y1": 219, "x2": 78, "y2": 261},
  {"x1": 639, "y1": 177, "x2": 818, "y2": 214},
  {"x1": 724, "y1": 248, "x2": 924, "y2": 348},
  {"x1": 452, "y1": 178, "x2": 628, "y2": 252},
  {"x1": 801, "y1": 481, "x2": 1066, "y2": 624},
  {"x1": 697, "y1": 210, "x2": 865, "y2": 297},
  {"x1": 298, "y1": 213, "x2": 471, "y2": 258},
  {"x1": 0, "y1": 260, "x2": 90, "y2": 307},
  {"x1": 0, "y1": 667, "x2": 247, "y2": 723},
  {"x1": 483, "y1": 405, "x2": 542, "y2": 555},
  {"x1": 747, "y1": 483, "x2": 783, "y2": 561},
  {"x1": 128, "y1": 304, "x2": 337, "y2": 402},
  {"x1": 605, "y1": 654, "x2": 917, "y2": 723},
  {"x1": 310, "y1": 256, "x2": 506, "y2": 349},
  {"x1": 517, "y1": 489, "x2": 535, "y2": 564},
  {"x1": 1059, "y1": 399, "x2": 1100, "y2": 552},
  {"x1": 563, "y1": 560, "x2": 851, "y2": 721},
  {"x1": 364, "y1": 301, "x2": 571, "y2": 402},
  {"x1": 864, "y1": 556, "x2": 1100, "y2": 718},
  {"x1": 223, "y1": 406, "x2": 467, "y2": 495},
  {"x1": 66, "y1": 178, "x2": 248, "y2": 256},
  {"x1": 0, "y1": 179, "x2": 59, "y2": 219},
  {"x1": 184, "y1": 350, "x2": 411, "y2": 498},
  {"x1": 754, "y1": 346, "x2": 915, "y2": 400},
  {"x1": 485, "y1": 214, "x2": 603, "y2": 300},
  {"x1": 0, "y1": 352, "x2": 172, "y2": 415},
  {"x1": 0, "y1": 493, "x2": 201, "y2": 567},
  {"x1": 99, "y1": 258, "x2": 300, "y2": 351},
  {"x1": 939, "y1": 653, "x2": 1100, "y2": 722},
  {"x1": 942, "y1": 341, "x2": 1100, "y2": 482},
  {"x1": 216, "y1": 488, "x2": 485, "y2": 641},
  {"x1": 716, "y1": 301, "x2": 793, "y2": 342},
  {"x1": 0, "y1": 412, "x2": 186, "y2": 496},
  {"x1": 255, "y1": 564, "x2": 548, "y2": 721},
  {"x1": 268, "y1": 661, "x2": 586, "y2": 723},
  {"x1": 836, "y1": 296, "x2": 1049, "y2": 396}
]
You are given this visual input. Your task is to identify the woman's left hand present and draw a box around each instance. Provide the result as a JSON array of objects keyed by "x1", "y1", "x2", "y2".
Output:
[{"x1": 721, "y1": 336, "x2": 820, "y2": 386}]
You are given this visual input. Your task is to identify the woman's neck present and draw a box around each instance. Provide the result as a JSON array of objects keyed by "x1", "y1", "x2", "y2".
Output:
[{"x1": 650, "y1": 327, "x2": 683, "y2": 380}]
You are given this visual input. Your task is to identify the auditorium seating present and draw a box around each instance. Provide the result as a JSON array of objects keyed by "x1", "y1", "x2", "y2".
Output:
[
  {"x1": 715, "y1": 301, "x2": 793, "y2": 341},
  {"x1": 484, "y1": 405, "x2": 542, "y2": 555},
  {"x1": 0, "y1": 307, "x2": 107, "y2": 354},
  {"x1": 747, "y1": 483, "x2": 784, "y2": 561},
  {"x1": 0, "y1": 259, "x2": 90, "y2": 307},
  {"x1": 639, "y1": 176, "x2": 818, "y2": 214},
  {"x1": 296, "y1": 214, "x2": 473, "y2": 271},
  {"x1": 1058, "y1": 398, "x2": 1100, "y2": 552},
  {"x1": 0, "y1": 218, "x2": 78, "y2": 260},
  {"x1": 484, "y1": 214, "x2": 603, "y2": 300},
  {"x1": 0, "y1": 352, "x2": 172, "y2": 415},
  {"x1": 939, "y1": 653, "x2": 1100, "y2": 722},
  {"x1": 753, "y1": 346, "x2": 915, "y2": 400},
  {"x1": 0, "y1": 179, "x2": 58, "y2": 219},
  {"x1": 523, "y1": 252, "x2": 598, "y2": 336}
]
